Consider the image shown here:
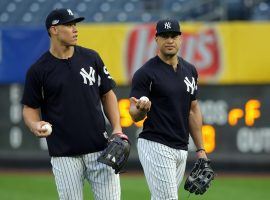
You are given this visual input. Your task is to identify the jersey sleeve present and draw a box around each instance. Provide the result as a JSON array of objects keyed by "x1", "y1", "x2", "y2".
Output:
[
  {"x1": 95, "y1": 53, "x2": 116, "y2": 95},
  {"x1": 21, "y1": 66, "x2": 43, "y2": 108},
  {"x1": 191, "y1": 65, "x2": 198, "y2": 101},
  {"x1": 129, "y1": 68, "x2": 151, "y2": 99}
]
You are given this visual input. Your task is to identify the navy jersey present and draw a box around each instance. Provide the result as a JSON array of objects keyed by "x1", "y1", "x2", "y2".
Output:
[
  {"x1": 21, "y1": 46, "x2": 115, "y2": 156},
  {"x1": 130, "y1": 56, "x2": 198, "y2": 150}
]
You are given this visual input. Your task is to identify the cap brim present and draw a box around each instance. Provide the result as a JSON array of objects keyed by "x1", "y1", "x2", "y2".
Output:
[
  {"x1": 156, "y1": 31, "x2": 182, "y2": 36},
  {"x1": 61, "y1": 17, "x2": 85, "y2": 25}
]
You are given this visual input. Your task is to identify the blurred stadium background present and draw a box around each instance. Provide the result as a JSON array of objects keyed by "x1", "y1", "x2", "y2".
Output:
[{"x1": 1, "y1": 0, "x2": 270, "y2": 199}]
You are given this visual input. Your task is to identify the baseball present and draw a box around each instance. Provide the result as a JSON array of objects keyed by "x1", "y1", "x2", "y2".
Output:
[
  {"x1": 41, "y1": 124, "x2": 52, "y2": 135},
  {"x1": 140, "y1": 96, "x2": 149, "y2": 102}
]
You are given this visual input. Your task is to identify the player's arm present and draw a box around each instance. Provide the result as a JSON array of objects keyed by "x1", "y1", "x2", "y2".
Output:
[
  {"x1": 101, "y1": 90, "x2": 122, "y2": 134},
  {"x1": 22, "y1": 105, "x2": 51, "y2": 137},
  {"x1": 189, "y1": 100, "x2": 207, "y2": 159},
  {"x1": 129, "y1": 97, "x2": 151, "y2": 122}
]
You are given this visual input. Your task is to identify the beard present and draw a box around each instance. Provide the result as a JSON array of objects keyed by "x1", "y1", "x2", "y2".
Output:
[{"x1": 161, "y1": 49, "x2": 178, "y2": 58}]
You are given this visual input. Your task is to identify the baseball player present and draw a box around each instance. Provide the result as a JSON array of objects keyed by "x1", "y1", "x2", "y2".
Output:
[
  {"x1": 129, "y1": 19, "x2": 208, "y2": 199},
  {"x1": 21, "y1": 8, "x2": 125, "y2": 200}
]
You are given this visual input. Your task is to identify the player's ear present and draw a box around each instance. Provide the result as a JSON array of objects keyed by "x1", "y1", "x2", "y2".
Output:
[{"x1": 49, "y1": 26, "x2": 58, "y2": 35}]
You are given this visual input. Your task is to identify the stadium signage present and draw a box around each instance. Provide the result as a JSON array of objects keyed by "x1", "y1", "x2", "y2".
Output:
[{"x1": 126, "y1": 25, "x2": 221, "y2": 82}]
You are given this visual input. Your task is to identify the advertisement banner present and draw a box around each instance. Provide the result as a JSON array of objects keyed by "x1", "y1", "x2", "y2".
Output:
[
  {"x1": 78, "y1": 22, "x2": 270, "y2": 84},
  {"x1": 1, "y1": 22, "x2": 270, "y2": 84}
]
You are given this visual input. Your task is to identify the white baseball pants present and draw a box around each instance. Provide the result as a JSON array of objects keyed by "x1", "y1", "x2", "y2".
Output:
[
  {"x1": 137, "y1": 138, "x2": 188, "y2": 200},
  {"x1": 51, "y1": 151, "x2": 120, "y2": 200}
]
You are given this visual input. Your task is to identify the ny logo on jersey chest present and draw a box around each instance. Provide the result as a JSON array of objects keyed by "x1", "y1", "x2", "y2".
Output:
[
  {"x1": 80, "y1": 66, "x2": 96, "y2": 85},
  {"x1": 184, "y1": 77, "x2": 197, "y2": 95}
]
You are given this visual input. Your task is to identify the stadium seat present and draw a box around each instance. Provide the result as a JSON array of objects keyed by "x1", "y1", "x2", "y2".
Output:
[
  {"x1": 250, "y1": 1, "x2": 270, "y2": 21},
  {"x1": 1, "y1": 0, "x2": 270, "y2": 25}
]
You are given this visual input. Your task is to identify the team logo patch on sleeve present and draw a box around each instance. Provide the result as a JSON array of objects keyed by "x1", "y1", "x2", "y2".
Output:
[{"x1": 103, "y1": 66, "x2": 112, "y2": 79}]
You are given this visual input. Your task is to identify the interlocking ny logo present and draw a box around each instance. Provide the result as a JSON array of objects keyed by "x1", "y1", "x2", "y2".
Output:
[
  {"x1": 80, "y1": 67, "x2": 96, "y2": 85},
  {"x1": 164, "y1": 22, "x2": 171, "y2": 29},
  {"x1": 184, "y1": 77, "x2": 197, "y2": 95},
  {"x1": 67, "y1": 9, "x2": 73, "y2": 16}
]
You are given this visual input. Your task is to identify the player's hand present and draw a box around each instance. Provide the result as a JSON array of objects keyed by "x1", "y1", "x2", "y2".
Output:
[
  {"x1": 196, "y1": 149, "x2": 208, "y2": 159},
  {"x1": 111, "y1": 132, "x2": 129, "y2": 141},
  {"x1": 30, "y1": 121, "x2": 52, "y2": 138},
  {"x1": 130, "y1": 97, "x2": 151, "y2": 113}
]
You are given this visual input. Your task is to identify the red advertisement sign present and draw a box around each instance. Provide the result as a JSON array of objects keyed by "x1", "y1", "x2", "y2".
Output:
[{"x1": 126, "y1": 24, "x2": 221, "y2": 82}]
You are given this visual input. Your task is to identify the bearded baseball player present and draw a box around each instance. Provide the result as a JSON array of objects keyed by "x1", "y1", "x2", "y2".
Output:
[
  {"x1": 21, "y1": 8, "x2": 127, "y2": 200},
  {"x1": 129, "y1": 19, "x2": 208, "y2": 199}
]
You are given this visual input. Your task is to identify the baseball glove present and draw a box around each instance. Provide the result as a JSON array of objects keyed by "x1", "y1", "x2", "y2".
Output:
[
  {"x1": 184, "y1": 158, "x2": 215, "y2": 195},
  {"x1": 97, "y1": 133, "x2": 131, "y2": 174}
]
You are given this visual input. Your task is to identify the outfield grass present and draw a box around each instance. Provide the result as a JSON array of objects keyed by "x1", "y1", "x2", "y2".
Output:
[{"x1": 0, "y1": 172, "x2": 269, "y2": 200}]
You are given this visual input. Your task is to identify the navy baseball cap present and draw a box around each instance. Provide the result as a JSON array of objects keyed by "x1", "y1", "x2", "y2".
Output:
[
  {"x1": 156, "y1": 19, "x2": 181, "y2": 36},
  {"x1": 45, "y1": 8, "x2": 84, "y2": 29}
]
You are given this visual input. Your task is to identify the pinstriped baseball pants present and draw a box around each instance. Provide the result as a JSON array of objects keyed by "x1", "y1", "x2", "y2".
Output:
[
  {"x1": 137, "y1": 138, "x2": 188, "y2": 200},
  {"x1": 51, "y1": 151, "x2": 120, "y2": 200}
]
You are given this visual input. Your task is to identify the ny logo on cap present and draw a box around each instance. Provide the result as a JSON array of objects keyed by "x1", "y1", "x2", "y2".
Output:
[
  {"x1": 67, "y1": 9, "x2": 73, "y2": 16},
  {"x1": 164, "y1": 22, "x2": 171, "y2": 29}
]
